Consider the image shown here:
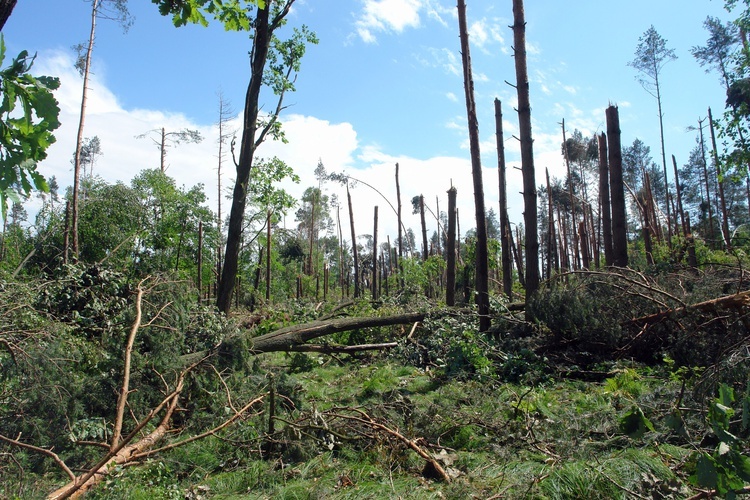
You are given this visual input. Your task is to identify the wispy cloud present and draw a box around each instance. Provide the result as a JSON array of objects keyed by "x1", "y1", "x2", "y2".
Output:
[{"x1": 354, "y1": 0, "x2": 423, "y2": 43}]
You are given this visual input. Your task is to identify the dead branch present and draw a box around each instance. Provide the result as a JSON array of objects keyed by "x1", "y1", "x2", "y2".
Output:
[
  {"x1": 331, "y1": 408, "x2": 451, "y2": 483},
  {"x1": 0, "y1": 434, "x2": 75, "y2": 481},
  {"x1": 626, "y1": 290, "x2": 750, "y2": 326}
]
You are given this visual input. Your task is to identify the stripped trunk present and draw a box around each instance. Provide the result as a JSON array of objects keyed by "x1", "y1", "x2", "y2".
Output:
[
  {"x1": 446, "y1": 186, "x2": 457, "y2": 306},
  {"x1": 372, "y1": 206, "x2": 378, "y2": 300},
  {"x1": 606, "y1": 105, "x2": 628, "y2": 267},
  {"x1": 419, "y1": 195, "x2": 428, "y2": 261},
  {"x1": 458, "y1": 0, "x2": 490, "y2": 331},
  {"x1": 597, "y1": 132, "x2": 614, "y2": 266},
  {"x1": 512, "y1": 0, "x2": 539, "y2": 305},
  {"x1": 562, "y1": 119, "x2": 579, "y2": 270},
  {"x1": 709, "y1": 107, "x2": 732, "y2": 250},
  {"x1": 347, "y1": 185, "x2": 360, "y2": 297},
  {"x1": 495, "y1": 98, "x2": 513, "y2": 299},
  {"x1": 395, "y1": 163, "x2": 403, "y2": 286}
]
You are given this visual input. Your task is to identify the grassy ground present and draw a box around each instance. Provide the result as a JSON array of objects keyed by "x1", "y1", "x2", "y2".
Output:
[{"x1": 73, "y1": 354, "x2": 706, "y2": 500}]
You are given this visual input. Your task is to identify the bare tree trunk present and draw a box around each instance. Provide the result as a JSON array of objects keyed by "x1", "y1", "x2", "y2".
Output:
[
  {"x1": 419, "y1": 195, "x2": 428, "y2": 260},
  {"x1": 446, "y1": 186, "x2": 457, "y2": 306},
  {"x1": 307, "y1": 190, "x2": 316, "y2": 275},
  {"x1": 606, "y1": 105, "x2": 628, "y2": 267},
  {"x1": 197, "y1": 221, "x2": 203, "y2": 304},
  {"x1": 597, "y1": 132, "x2": 614, "y2": 266},
  {"x1": 708, "y1": 107, "x2": 732, "y2": 251},
  {"x1": 0, "y1": 0, "x2": 17, "y2": 30},
  {"x1": 697, "y1": 117, "x2": 716, "y2": 244},
  {"x1": 512, "y1": 0, "x2": 539, "y2": 306},
  {"x1": 562, "y1": 119, "x2": 579, "y2": 270},
  {"x1": 372, "y1": 206, "x2": 378, "y2": 300},
  {"x1": 347, "y1": 184, "x2": 360, "y2": 298},
  {"x1": 512, "y1": 224, "x2": 526, "y2": 288},
  {"x1": 250, "y1": 245, "x2": 263, "y2": 311},
  {"x1": 457, "y1": 0, "x2": 490, "y2": 331},
  {"x1": 495, "y1": 98, "x2": 513, "y2": 299},
  {"x1": 672, "y1": 154, "x2": 687, "y2": 236},
  {"x1": 545, "y1": 167, "x2": 556, "y2": 280},
  {"x1": 395, "y1": 163, "x2": 403, "y2": 287},
  {"x1": 160, "y1": 127, "x2": 166, "y2": 173},
  {"x1": 71, "y1": 0, "x2": 100, "y2": 259}
]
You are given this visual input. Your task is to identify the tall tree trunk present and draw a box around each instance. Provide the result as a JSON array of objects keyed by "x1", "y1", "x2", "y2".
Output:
[
  {"x1": 372, "y1": 206, "x2": 378, "y2": 300},
  {"x1": 347, "y1": 184, "x2": 360, "y2": 298},
  {"x1": 697, "y1": 117, "x2": 716, "y2": 244},
  {"x1": 446, "y1": 186, "x2": 457, "y2": 306},
  {"x1": 512, "y1": 0, "x2": 540, "y2": 306},
  {"x1": 160, "y1": 127, "x2": 166, "y2": 173},
  {"x1": 606, "y1": 105, "x2": 628, "y2": 267},
  {"x1": 708, "y1": 107, "x2": 732, "y2": 251},
  {"x1": 419, "y1": 195, "x2": 428, "y2": 261},
  {"x1": 495, "y1": 98, "x2": 513, "y2": 299},
  {"x1": 672, "y1": 155, "x2": 687, "y2": 236},
  {"x1": 457, "y1": 0, "x2": 490, "y2": 331},
  {"x1": 71, "y1": 0, "x2": 100, "y2": 259},
  {"x1": 513, "y1": 225, "x2": 526, "y2": 288},
  {"x1": 597, "y1": 132, "x2": 614, "y2": 266},
  {"x1": 395, "y1": 163, "x2": 403, "y2": 287},
  {"x1": 197, "y1": 221, "x2": 203, "y2": 304},
  {"x1": 336, "y1": 203, "x2": 344, "y2": 299},
  {"x1": 0, "y1": 0, "x2": 17, "y2": 31},
  {"x1": 655, "y1": 67, "x2": 672, "y2": 249},
  {"x1": 265, "y1": 210, "x2": 271, "y2": 301},
  {"x1": 307, "y1": 190, "x2": 316, "y2": 275},
  {"x1": 562, "y1": 119, "x2": 579, "y2": 270},
  {"x1": 545, "y1": 168, "x2": 556, "y2": 280},
  {"x1": 218, "y1": 4, "x2": 273, "y2": 314}
]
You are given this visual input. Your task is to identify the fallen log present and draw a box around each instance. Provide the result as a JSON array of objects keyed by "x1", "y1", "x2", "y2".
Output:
[
  {"x1": 625, "y1": 290, "x2": 750, "y2": 326},
  {"x1": 247, "y1": 311, "x2": 432, "y2": 354}
]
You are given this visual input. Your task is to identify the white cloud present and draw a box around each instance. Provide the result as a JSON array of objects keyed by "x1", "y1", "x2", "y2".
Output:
[
  {"x1": 445, "y1": 91, "x2": 458, "y2": 102},
  {"x1": 354, "y1": 0, "x2": 423, "y2": 43}
]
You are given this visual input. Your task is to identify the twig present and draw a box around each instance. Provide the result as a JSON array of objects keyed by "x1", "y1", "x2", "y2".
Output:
[{"x1": 0, "y1": 433, "x2": 75, "y2": 481}]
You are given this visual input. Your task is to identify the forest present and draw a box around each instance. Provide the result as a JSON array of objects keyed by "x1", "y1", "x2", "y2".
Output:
[{"x1": 5, "y1": 0, "x2": 750, "y2": 498}]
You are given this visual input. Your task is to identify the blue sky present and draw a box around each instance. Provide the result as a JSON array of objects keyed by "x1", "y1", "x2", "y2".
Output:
[{"x1": 1, "y1": 0, "x2": 736, "y2": 240}]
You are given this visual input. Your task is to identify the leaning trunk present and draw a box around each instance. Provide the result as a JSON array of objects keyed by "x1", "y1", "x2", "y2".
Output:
[
  {"x1": 495, "y1": 98, "x2": 513, "y2": 299},
  {"x1": 597, "y1": 132, "x2": 614, "y2": 266}
]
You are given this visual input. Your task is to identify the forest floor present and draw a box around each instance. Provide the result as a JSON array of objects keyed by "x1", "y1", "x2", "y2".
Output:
[{"x1": 73, "y1": 354, "x2": 712, "y2": 499}]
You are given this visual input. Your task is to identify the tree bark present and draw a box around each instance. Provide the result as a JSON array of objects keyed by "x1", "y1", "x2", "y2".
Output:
[
  {"x1": 495, "y1": 98, "x2": 513, "y2": 299},
  {"x1": 512, "y1": 0, "x2": 539, "y2": 307},
  {"x1": 71, "y1": 0, "x2": 100, "y2": 259},
  {"x1": 606, "y1": 105, "x2": 628, "y2": 267},
  {"x1": 457, "y1": 0, "x2": 490, "y2": 331},
  {"x1": 395, "y1": 163, "x2": 403, "y2": 286},
  {"x1": 597, "y1": 132, "x2": 614, "y2": 266},
  {"x1": 347, "y1": 184, "x2": 360, "y2": 298},
  {"x1": 419, "y1": 195, "x2": 428, "y2": 261},
  {"x1": 446, "y1": 186, "x2": 457, "y2": 306},
  {"x1": 708, "y1": 107, "x2": 732, "y2": 251},
  {"x1": 372, "y1": 206, "x2": 378, "y2": 300},
  {"x1": 562, "y1": 119, "x2": 579, "y2": 270},
  {"x1": 0, "y1": 0, "x2": 17, "y2": 31}
]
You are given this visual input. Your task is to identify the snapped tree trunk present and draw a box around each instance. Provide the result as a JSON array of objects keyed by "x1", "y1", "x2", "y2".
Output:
[
  {"x1": 562, "y1": 119, "x2": 579, "y2": 270},
  {"x1": 545, "y1": 167, "x2": 556, "y2": 279},
  {"x1": 709, "y1": 107, "x2": 732, "y2": 251},
  {"x1": 0, "y1": 0, "x2": 17, "y2": 31},
  {"x1": 395, "y1": 163, "x2": 404, "y2": 286},
  {"x1": 597, "y1": 132, "x2": 614, "y2": 266},
  {"x1": 347, "y1": 184, "x2": 360, "y2": 298},
  {"x1": 495, "y1": 98, "x2": 513, "y2": 299},
  {"x1": 419, "y1": 195, "x2": 428, "y2": 261},
  {"x1": 457, "y1": 0, "x2": 490, "y2": 332},
  {"x1": 372, "y1": 206, "x2": 378, "y2": 300},
  {"x1": 512, "y1": 0, "x2": 540, "y2": 307},
  {"x1": 606, "y1": 105, "x2": 628, "y2": 268},
  {"x1": 446, "y1": 186, "x2": 457, "y2": 306}
]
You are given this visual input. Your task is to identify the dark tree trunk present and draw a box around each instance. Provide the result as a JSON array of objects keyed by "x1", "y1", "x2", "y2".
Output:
[
  {"x1": 513, "y1": 225, "x2": 526, "y2": 288},
  {"x1": 307, "y1": 190, "x2": 316, "y2": 275},
  {"x1": 372, "y1": 206, "x2": 378, "y2": 300},
  {"x1": 697, "y1": 117, "x2": 716, "y2": 244},
  {"x1": 672, "y1": 155, "x2": 687, "y2": 236},
  {"x1": 347, "y1": 184, "x2": 360, "y2": 298},
  {"x1": 606, "y1": 105, "x2": 628, "y2": 267},
  {"x1": 457, "y1": 0, "x2": 490, "y2": 331},
  {"x1": 446, "y1": 186, "x2": 457, "y2": 306},
  {"x1": 512, "y1": 0, "x2": 539, "y2": 306},
  {"x1": 251, "y1": 245, "x2": 264, "y2": 311},
  {"x1": 709, "y1": 107, "x2": 732, "y2": 251},
  {"x1": 197, "y1": 221, "x2": 203, "y2": 304},
  {"x1": 597, "y1": 132, "x2": 614, "y2": 266},
  {"x1": 395, "y1": 163, "x2": 403, "y2": 286},
  {"x1": 218, "y1": 4, "x2": 273, "y2": 314},
  {"x1": 419, "y1": 195, "x2": 428, "y2": 261},
  {"x1": 0, "y1": 0, "x2": 17, "y2": 31},
  {"x1": 495, "y1": 98, "x2": 513, "y2": 299}
]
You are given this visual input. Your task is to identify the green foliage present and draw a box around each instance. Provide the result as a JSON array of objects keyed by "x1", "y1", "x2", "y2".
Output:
[
  {"x1": 688, "y1": 384, "x2": 750, "y2": 497},
  {"x1": 0, "y1": 35, "x2": 60, "y2": 219},
  {"x1": 619, "y1": 405, "x2": 655, "y2": 439},
  {"x1": 152, "y1": 0, "x2": 263, "y2": 29}
]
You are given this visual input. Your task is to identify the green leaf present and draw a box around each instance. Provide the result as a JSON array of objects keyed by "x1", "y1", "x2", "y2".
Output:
[
  {"x1": 619, "y1": 405, "x2": 655, "y2": 439},
  {"x1": 694, "y1": 453, "x2": 719, "y2": 489}
]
